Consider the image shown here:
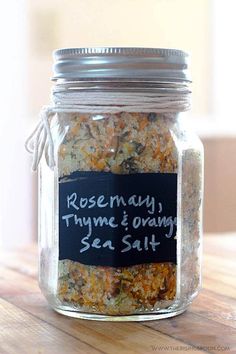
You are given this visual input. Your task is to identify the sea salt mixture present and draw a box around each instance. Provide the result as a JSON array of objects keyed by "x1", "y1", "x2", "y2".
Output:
[{"x1": 33, "y1": 48, "x2": 203, "y2": 321}]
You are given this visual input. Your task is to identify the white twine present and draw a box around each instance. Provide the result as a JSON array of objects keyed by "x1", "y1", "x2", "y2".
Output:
[
  {"x1": 53, "y1": 91, "x2": 191, "y2": 113},
  {"x1": 25, "y1": 107, "x2": 55, "y2": 171},
  {"x1": 25, "y1": 90, "x2": 190, "y2": 171}
]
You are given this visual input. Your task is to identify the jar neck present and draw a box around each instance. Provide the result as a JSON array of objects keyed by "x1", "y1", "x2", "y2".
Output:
[{"x1": 50, "y1": 79, "x2": 191, "y2": 114}]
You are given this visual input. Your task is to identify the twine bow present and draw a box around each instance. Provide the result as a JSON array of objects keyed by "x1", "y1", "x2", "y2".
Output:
[{"x1": 25, "y1": 107, "x2": 55, "y2": 171}]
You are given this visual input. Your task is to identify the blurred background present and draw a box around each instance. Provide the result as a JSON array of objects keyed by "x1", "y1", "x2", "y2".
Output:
[{"x1": 0, "y1": 0, "x2": 235, "y2": 248}]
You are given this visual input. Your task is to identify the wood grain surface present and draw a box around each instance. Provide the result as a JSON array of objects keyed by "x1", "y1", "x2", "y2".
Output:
[{"x1": 0, "y1": 235, "x2": 235, "y2": 354}]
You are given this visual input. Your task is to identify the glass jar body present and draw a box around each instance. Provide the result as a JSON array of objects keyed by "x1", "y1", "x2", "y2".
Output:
[{"x1": 38, "y1": 110, "x2": 203, "y2": 321}]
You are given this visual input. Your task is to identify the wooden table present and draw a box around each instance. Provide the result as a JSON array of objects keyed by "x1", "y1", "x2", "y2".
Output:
[{"x1": 0, "y1": 235, "x2": 235, "y2": 354}]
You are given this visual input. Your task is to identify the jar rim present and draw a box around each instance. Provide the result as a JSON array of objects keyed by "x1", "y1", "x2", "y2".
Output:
[{"x1": 52, "y1": 47, "x2": 191, "y2": 82}]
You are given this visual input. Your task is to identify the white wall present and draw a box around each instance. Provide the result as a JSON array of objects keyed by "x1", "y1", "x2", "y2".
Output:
[
  {"x1": 0, "y1": 0, "x2": 37, "y2": 248},
  {"x1": 28, "y1": 0, "x2": 212, "y2": 118},
  {"x1": 212, "y1": 0, "x2": 236, "y2": 120}
]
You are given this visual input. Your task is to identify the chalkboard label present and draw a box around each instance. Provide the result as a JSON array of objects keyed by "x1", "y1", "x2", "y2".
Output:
[{"x1": 59, "y1": 171, "x2": 177, "y2": 267}]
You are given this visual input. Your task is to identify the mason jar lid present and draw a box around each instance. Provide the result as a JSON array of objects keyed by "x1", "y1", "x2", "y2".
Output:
[{"x1": 53, "y1": 47, "x2": 190, "y2": 82}]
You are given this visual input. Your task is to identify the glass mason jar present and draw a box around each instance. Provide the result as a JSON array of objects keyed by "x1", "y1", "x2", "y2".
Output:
[{"x1": 37, "y1": 48, "x2": 203, "y2": 321}]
